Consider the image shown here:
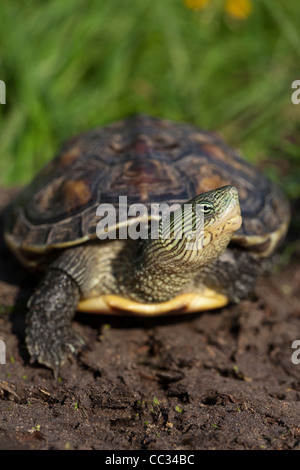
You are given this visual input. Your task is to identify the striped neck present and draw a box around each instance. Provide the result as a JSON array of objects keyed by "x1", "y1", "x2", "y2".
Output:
[{"x1": 126, "y1": 233, "x2": 232, "y2": 303}]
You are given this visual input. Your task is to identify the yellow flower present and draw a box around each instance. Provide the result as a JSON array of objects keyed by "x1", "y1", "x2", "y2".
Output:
[
  {"x1": 184, "y1": 0, "x2": 253, "y2": 19},
  {"x1": 224, "y1": 0, "x2": 253, "y2": 19},
  {"x1": 184, "y1": 0, "x2": 210, "y2": 11}
]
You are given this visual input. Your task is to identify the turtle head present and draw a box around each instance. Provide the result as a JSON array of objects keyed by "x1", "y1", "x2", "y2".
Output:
[{"x1": 155, "y1": 185, "x2": 242, "y2": 268}]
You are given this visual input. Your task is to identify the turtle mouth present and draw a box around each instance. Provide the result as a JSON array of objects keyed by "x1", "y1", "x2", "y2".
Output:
[
  {"x1": 222, "y1": 186, "x2": 242, "y2": 232},
  {"x1": 216, "y1": 194, "x2": 242, "y2": 235},
  {"x1": 207, "y1": 214, "x2": 242, "y2": 245},
  {"x1": 227, "y1": 213, "x2": 243, "y2": 231}
]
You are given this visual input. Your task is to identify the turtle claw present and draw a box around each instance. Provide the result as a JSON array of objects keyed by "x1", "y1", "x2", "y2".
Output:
[{"x1": 26, "y1": 328, "x2": 86, "y2": 378}]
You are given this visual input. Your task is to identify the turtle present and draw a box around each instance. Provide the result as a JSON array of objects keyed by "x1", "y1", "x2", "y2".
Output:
[{"x1": 4, "y1": 114, "x2": 290, "y2": 376}]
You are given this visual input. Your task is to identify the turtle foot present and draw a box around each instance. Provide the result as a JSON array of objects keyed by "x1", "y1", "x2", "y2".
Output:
[{"x1": 26, "y1": 327, "x2": 86, "y2": 378}]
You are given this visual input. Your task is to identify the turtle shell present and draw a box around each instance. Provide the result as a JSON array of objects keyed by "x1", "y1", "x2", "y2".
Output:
[{"x1": 5, "y1": 114, "x2": 290, "y2": 266}]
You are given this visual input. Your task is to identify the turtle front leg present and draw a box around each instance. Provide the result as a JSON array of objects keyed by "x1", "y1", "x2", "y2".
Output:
[
  {"x1": 196, "y1": 248, "x2": 261, "y2": 304},
  {"x1": 26, "y1": 268, "x2": 85, "y2": 378}
]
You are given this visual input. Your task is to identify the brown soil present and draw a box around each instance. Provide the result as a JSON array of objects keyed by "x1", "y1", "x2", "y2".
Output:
[{"x1": 0, "y1": 187, "x2": 300, "y2": 450}]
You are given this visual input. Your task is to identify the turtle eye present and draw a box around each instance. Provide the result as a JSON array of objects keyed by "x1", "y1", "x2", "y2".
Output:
[{"x1": 196, "y1": 202, "x2": 214, "y2": 216}]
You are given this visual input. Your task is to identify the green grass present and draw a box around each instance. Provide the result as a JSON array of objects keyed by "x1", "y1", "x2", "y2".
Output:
[{"x1": 0, "y1": 0, "x2": 299, "y2": 198}]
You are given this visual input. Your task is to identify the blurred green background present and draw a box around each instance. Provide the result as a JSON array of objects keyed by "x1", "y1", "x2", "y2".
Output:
[{"x1": 0, "y1": 0, "x2": 299, "y2": 198}]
